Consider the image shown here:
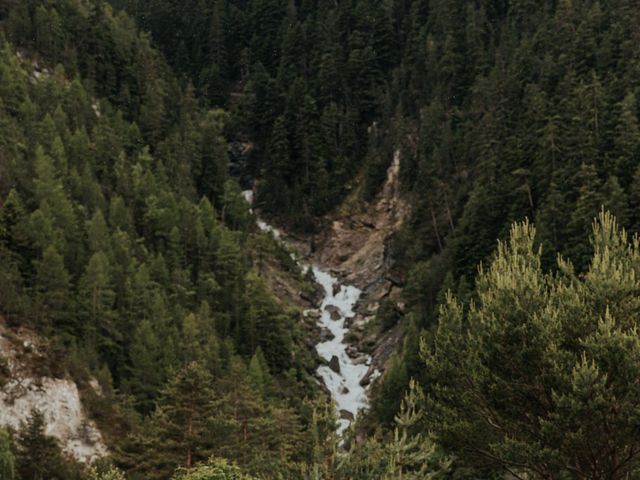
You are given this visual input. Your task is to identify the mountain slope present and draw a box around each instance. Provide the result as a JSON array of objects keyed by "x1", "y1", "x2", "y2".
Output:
[{"x1": 0, "y1": 2, "x2": 336, "y2": 478}]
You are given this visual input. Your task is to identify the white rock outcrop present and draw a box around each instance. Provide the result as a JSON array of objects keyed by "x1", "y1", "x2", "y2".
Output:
[{"x1": 0, "y1": 328, "x2": 108, "y2": 463}]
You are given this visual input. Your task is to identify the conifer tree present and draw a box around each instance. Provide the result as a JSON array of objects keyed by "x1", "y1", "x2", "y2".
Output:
[
  {"x1": 0, "y1": 427, "x2": 16, "y2": 480},
  {"x1": 145, "y1": 362, "x2": 216, "y2": 477},
  {"x1": 385, "y1": 380, "x2": 451, "y2": 480},
  {"x1": 424, "y1": 213, "x2": 640, "y2": 478},
  {"x1": 16, "y1": 410, "x2": 69, "y2": 480},
  {"x1": 87, "y1": 465, "x2": 127, "y2": 480},
  {"x1": 172, "y1": 457, "x2": 257, "y2": 480},
  {"x1": 34, "y1": 245, "x2": 70, "y2": 332}
]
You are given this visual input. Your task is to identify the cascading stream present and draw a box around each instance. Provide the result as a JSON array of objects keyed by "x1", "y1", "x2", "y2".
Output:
[
  {"x1": 243, "y1": 191, "x2": 374, "y2": 433},
  {"x1": 312, "y1": 267, "x2": 371, "y2": 433}
]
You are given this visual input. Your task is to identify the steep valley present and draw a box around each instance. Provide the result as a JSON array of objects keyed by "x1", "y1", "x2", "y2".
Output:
[{"x1": 247, "y1": 148, "x2": 410, "y2": 430}]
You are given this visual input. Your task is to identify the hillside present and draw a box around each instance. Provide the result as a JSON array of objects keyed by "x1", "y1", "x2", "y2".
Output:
[
  {"x1": 0, "y1": 2, "x2": 334, "y2": 478},
  {"x1": 3, "y1": 0, "x2": 640, "y2": 479}
]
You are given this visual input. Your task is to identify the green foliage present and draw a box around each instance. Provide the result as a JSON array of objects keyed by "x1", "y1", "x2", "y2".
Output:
[
  {"x1": 15, "y1": 410, "x2": 77, "y2": 480},
  {"x1": 172, "y1": 457, "x2": 256, "y2": 480},
  {"x1": 148, "y1": 362, "x2": 216, "y2": 475},
  {"x1": 377, "y1": 298, "x2": 401, "y2": 332},
  {"x1": 0, "y1": 427, "x2": 16, "y2": 480},
  {"x1": 384, "y1": 380, "x2": 451, "y2": 480},
  {"x1": 338, "y1": 380, "x2": 451, "y2": 480},
  {"x1": 7, "y1": 0, "x2": 640, "y2": 478},
  {"x1": 86, "y1": 465, "x2": 127, "y2": 480},
  {"x1": 424, "y1": 212, "x2": 640, "y2": 478},
  {"x1": 0, "y1": 5, "x2": 324, "y2": 479}
]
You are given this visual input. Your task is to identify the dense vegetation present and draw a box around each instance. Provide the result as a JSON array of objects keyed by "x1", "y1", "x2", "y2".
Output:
[
  {"x1": 0, "y1": 1, "x2": 335, "y2": 478},
  {"x1": 3, "y1": 0, "x2": 640, "y2": 478},
  {"x1": 111, "y1": 0, "x2": 401, "y2": 228}
]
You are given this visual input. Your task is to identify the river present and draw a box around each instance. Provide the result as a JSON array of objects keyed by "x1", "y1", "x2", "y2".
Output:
[{"x1": 243, "y1": 191, "x2": 374, "y2": 433}]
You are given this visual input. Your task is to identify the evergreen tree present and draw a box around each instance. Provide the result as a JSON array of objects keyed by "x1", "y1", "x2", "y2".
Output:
[
  {"x1": 34, "y1": 245, "x2": 70, "y2": 333},
  {"x1": 171, "y1": 457, "x2": 257, "y2": 480},
  {"x1": 385, "y1": 380, "x2": 451, "y2": 480},
  {"x1": 16, "y1": 410, "x2": 70, "y2": 480},
  {"x1": 149, "y1": 362, "x2": 216, "y2": 474},
  {"x1": 0, "y1": 427, "x2": 16, "y2": 480},
  {"x1": 424, "y1": 213, "x2": 640, "y2": 478},
  {"x1": 86, "y1": 465, "x2": 127, "y2": 480}
]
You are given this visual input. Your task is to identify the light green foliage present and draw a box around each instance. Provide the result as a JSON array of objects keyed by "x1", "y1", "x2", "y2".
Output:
[
  {"x1": 86, "y1": 465, "x2": 127, "y2": 480},
  {"x1": 424, "y1": 212, "x2": 640, "y2": 478},
  {"x1": 0, "y1": 427, "x2": 16, "y2": 480},
  {"x1": 338, "y1": 380, "x2": 451, "y2": 480},
  {"x1": 385, "y1": 380, "x2": 451, "y2": 479},
  {"x1": 172, "y1": 458, "x2": 256, "y2": 480},
  {"x1": 0, "y1": 7, "x2": 320, "y2": 479}
]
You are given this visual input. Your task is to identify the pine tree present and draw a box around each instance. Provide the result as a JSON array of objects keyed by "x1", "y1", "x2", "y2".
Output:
[
  {"x1": 261, "y1": 115, "x2": 290, "y2": 212},
  {"x1": 87, "y1": 209, "x2": 112, "y2": 256},
  {"x1": 198, "y1": 110, "x2": 229, "y2": 204},
  {"x1": 612, "y1": 92, "x2": 640, "y2": 183},
  {"x1": 385, "y1": 380, "x2": 451, "y2": 480},
  {"x1": 34, "y1": 245, "x2": 70, "y2": 333},
  {"x1": 80, "y1": 251, "x2": 118, "y2": 363},
  {"x1": 424, "y1": 213, "x2": 640, "y2": 478},
  {"x1": 149, "y1": 362, "x2": 216, "y2": 474},
  {"x1": 16, "y1": 410, "x2": 70, "y2": 480},
  {"x1": 0, "y1": 427, "x2": 16, "y2": 480},
  {"x1": 171, "y1": 457, "x2": 257, "y2": 480},
  {"x1": 86, "y1": 465, "x2": 127, "y2": 480},
  {"x1": 128, "y1": 319, "x2": 166, "y2": 414},
  {"x1": 566, "y1": 162, "x2": 603, "y2": 270},
  {"x1": 241, "y1": 271, "x2": 292, "y2": 370}
]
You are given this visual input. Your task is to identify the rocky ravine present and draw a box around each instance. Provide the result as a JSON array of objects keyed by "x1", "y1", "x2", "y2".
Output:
[
  {"x1": 0, "y1": 320, "x2": 108, "y2": 463},
  {"x1": 253, "y1": 149, "x2": 410, "y2": 421},
  {"x1": 298, "y1": 150, "x2": 410, "y2": 384}
]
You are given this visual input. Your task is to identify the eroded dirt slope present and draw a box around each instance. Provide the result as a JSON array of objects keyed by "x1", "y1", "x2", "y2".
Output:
[{"x1": 294, "y1": 150, "x2": 411, "y2": 383}]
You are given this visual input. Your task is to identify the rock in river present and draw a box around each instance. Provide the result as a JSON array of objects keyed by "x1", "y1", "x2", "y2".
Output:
[
  {"x1": 324, "y1": 305, "x2": 342, "y2": 320},
  {"x1": 319, "y1": 327, "x2": 335, "y2": 342},
  {"x1": 339, "y1": 409, "x2": 355, "y2": 421},
  {"x1": 329, "y1": 355, "x2": 341, "y2": 374}
]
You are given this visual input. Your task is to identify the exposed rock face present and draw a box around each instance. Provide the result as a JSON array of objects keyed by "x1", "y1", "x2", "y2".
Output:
[
  {"x1": 0, "y1": 322, "x2": 108, "y2": 463},
  {"x1": 0, "y1": 377, "x2": 107, "y2": 462},
  {"x1": 308, "y1": 150, "x2": 410, "y2": 376},
  {"x1": 311, "y1": 150, "x2": 408, "y2": 289}
]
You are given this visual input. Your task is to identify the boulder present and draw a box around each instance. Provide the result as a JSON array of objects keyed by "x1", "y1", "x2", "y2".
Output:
[
  {"x1": 345, "y1": 345, "x2": 358, "y2": 358},
  {"x1": 359, "y1": 366, "x2": 381, "y2": 387},
  {"x1": 353, "y1": 355, "x2": 369, "y2": 366},
  {"x1": 329, "y1": 355, "x2": 340, "y2": 374},
  {"x1": 303, "y1": 309, "x2": 321, "y2": 321},
  {"x1": 324, "y1": 305, "x2": 342, "y2": 321},
  {"x1": 339, "y1": 409, "x2": 355, "y2": 421},
  {"x1": 300, "y1": 290, "x2": 316, "y2": 303},
  {"x1": 319, "y1": 328, "x2": 335, "y2": 342}
]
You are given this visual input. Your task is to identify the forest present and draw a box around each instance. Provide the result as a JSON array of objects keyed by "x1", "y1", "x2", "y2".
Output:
[{"x1": 2, "y1": 0, "x2": 640, "y2": 479}]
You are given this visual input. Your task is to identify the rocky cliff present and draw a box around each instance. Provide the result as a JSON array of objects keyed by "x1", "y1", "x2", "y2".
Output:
[{"x1": 0, "y1": 320, "x2": 108, "y2": 463}]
